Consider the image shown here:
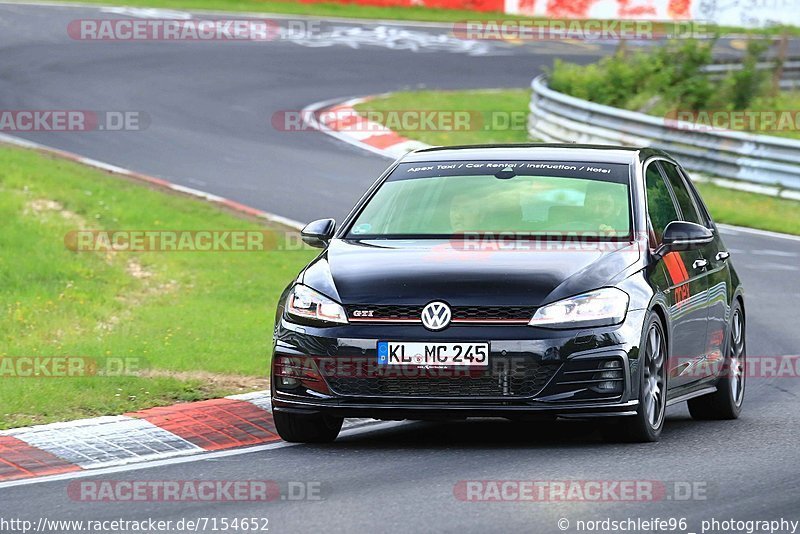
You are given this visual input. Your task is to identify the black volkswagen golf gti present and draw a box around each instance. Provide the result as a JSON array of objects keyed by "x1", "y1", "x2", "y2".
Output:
[{"x1": 271, "y1": 145, "x2": 746, "y2": 443}]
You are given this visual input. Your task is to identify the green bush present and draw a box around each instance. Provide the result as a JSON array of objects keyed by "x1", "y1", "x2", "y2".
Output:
[
  {"x1": 725, "y1": 39, "x2": 770, "y2": 110},
  {"x1": 549, "y1": 38, "x2": 774, "y2": 115},
  {"x1": 549, "y1": 51, "x2": 654, "y2": 108},
  {"x1": 649, "y1": 40, "x2": 715, "y2": 111}
]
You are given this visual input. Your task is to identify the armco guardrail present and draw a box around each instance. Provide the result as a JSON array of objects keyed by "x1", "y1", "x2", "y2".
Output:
[
  {"x1": 704, "y1": 59, "x2": 800, "y2": 90},
  {"x1": 528, "y1": 74, "x2": 800, "y2": 192}
]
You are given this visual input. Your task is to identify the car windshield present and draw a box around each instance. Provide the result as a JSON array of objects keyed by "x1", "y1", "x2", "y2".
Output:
[{"x1": 346, "y1": 160, "x2": 632, "y2": 239}]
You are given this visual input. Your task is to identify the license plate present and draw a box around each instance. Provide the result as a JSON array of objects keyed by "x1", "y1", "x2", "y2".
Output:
[{"x1": 377, "y1": 341, "x2": 489, "y2": 367}]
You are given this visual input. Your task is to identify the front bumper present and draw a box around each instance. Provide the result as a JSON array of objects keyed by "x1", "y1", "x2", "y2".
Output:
[
  {"x1": 271, "y1": 309, "x2": 647, "y2": 420},
  {"x1": 272, "y1": 399, "x2": 640, "y2": 420}
]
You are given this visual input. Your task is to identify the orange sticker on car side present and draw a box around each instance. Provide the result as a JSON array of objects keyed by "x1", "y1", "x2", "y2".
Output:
[
  {"x1": 663, "y1": 252, "x2": 691, "y2": 304},
  {"x1": 663, "y1": 251, "x2": 689, "y2": 285}
]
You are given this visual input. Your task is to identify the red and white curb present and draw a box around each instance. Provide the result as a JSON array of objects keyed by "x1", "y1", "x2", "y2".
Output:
[
  {"x1": 302, "y1": 96, "x2": 431, "y2": 160},
  {"x1": 0, "y1": 391, "x2": 371, "y2": 484},
  {"x1": 0, "y1": 392, "x2": 275, "y2": 483},
  {"x1": 0, "y1": 133, "x2": 304, "y2": 231}
]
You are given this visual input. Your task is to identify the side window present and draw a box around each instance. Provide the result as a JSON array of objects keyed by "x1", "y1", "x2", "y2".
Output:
[
  {"x1": 679, "y1": 167, "x2": 714, "y2": 227},
  {"x1": 645, "y1": 163, "x2": 680, "y2": 244},
  {"x1": 661, "y1": 162, "x2": 703, "y2": 225}
]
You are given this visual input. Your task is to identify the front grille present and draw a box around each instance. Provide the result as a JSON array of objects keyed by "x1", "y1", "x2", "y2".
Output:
[
  {"x1": 319, "y1": 355, "x2": 560, "y2": 398},
  {"x1": 452, "y1": 306, "x2": 535, "y2": 321},
  {"x1": 347, "y1": 305, "x2": 423, "y2": 319},
  {"x1": 346, "y1": 305, "x2": 535, "y2": 323}
]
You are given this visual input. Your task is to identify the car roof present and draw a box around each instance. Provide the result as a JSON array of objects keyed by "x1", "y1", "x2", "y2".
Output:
[{"x1": 400, "y1": 143, "x2": 669, "y2": 165}]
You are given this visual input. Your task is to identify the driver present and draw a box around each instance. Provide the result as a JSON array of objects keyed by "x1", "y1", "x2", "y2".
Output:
[
  {"x1": 449, "y1": 192, "x2": 484, "y2": 233},
  {"x1": 583, "y1": 184, "x2": 624, "y2": 235}
]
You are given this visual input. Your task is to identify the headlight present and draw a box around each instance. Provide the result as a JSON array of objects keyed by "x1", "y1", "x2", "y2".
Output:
[
  {"x1": 529, "y1": 288, "x2": 629, "y2": 328},
  {"x1": 286, "y1": 284, "x2": 348, "y2": 325}
]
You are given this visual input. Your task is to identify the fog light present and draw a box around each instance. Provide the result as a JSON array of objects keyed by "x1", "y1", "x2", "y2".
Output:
[
  {"x1": 279, "y1": 374, "x2": 300, "y2": 388},
  {"x1": 593, "y1": 360, "x2": 623, "y2": 393},
  {"x1": 273, "y1": 355, "x2": 330, "y2": 394},
  {"x1": 274, "y1": 356, "x2": 301, "y2": 389}
]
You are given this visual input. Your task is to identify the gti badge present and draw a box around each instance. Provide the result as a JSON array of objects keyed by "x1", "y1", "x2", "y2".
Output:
[{"x1": 421, "y1": 301, "x2": 452, "y2": 331}]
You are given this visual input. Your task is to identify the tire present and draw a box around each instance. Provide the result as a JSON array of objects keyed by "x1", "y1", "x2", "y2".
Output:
[
  {"x1": 605, "y1": 312, "x2": 667, "y2": 443},
  {"x1": 273, "y1": 410, "x2": 343, "y2": 443},
  {"x1": 688, "y1": 301, "x2": 745, "y2": 420}
]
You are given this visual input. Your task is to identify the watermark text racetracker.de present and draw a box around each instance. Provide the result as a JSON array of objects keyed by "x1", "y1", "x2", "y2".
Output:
[
  {"x1": 665, "y1": 110, "x2": 800, "y2": 134},
  {"x1": 278, "y1": 355, "x2": 800, "y2": 382},
  {"x1": 273, "y1": 109, "x2": 528, "y2": 133},
  {"x1": 454, "y1": 480, "x2": 710, "y2": 502},
  {"x1": 0, "y1": 110, "x2": 147, "y2": 132},
  {"x1": 64, "y1": 230, "x2": 311, "y2": 252},
  {"x1": 68, "y1": 18, "x2": 322, "y2": 41},
  {"x1": 68, "y1": 479, "x2": 325, "y2": 502},
  {"x1": 452, "y1": 19, "x2": 711, "y2": 41},
  {"x1": 669, "y1": 354, "x2": 800, "y2": 381},
  {"x1": 0, "y1": 356, "x2": 146, "y2": 378}
]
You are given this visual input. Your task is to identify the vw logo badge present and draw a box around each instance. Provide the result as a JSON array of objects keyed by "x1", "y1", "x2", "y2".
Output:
[{"x1": 421, "y1": 301, "x2": 452, "y2": 331}]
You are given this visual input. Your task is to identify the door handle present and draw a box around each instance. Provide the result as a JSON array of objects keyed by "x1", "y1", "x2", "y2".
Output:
[
  {"x1": 716, "y1": 251, "x2": 730, "y2": 262},
  {"x1": 693, "y1": 259, "x2": 709, "y2": 270}
]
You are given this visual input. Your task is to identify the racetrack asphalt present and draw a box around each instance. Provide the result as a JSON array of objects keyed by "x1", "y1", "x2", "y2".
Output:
[{"x1": 2, "y1": 3, "x2": 800, "y2": 532}]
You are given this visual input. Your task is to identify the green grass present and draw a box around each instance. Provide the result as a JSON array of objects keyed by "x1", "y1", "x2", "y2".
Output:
[
  {"x1": 54, "y1": 0, "x2": 524, "y2": 22},
  {"x1": 354, "y1": 89, "x2": 531, "y2": 145},
  {"x1": 746, "y1": 91, "x2": 800, "y2": 140},
  {"x1": 354, "y1": 88, "x2": 800, "y2": 236},
  {"x1": 693, "y1": 182, "x2": 800, "y2": 235},
  {"x1": 47, "y1": 0, "x2": 800, "y2": 34},
  {"x1": 0, "y1": 145, "x2": 315, "y2": 429}
]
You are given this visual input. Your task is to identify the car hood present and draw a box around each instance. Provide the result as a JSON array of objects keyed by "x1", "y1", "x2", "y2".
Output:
[{"x1": 301, "y1": 238, "x2": 642, "y2": 307}]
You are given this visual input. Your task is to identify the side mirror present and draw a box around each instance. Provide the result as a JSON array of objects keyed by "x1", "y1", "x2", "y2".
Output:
[
  {"x1": 301, "y1": 218, "x2": 336, "y2": 249},
  {"x1": 654, "y1": 221, "x2": 713, "y2": 258}
]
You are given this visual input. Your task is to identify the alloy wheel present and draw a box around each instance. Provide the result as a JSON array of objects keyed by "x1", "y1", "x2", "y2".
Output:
[
  {"x1": 729, "y1": 310, "x2": 746, "y2": 407},
  {"x1": 643, "y1": 322, "x2": 667, "y2": 430}
]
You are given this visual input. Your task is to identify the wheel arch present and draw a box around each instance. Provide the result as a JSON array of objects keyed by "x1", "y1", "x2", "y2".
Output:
[
  {"x1": 728, "y1": 291, "x2": 746, "y2": 352},
  {"x1": 734, "y1": 291, "x2": 745, "y2": 320},
  {"x1": 630, "y1": 301, "x2": 670, "y2": 401},
  {"x1": 648, "y1": 301, "x2": 670, "y2": 355}
]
